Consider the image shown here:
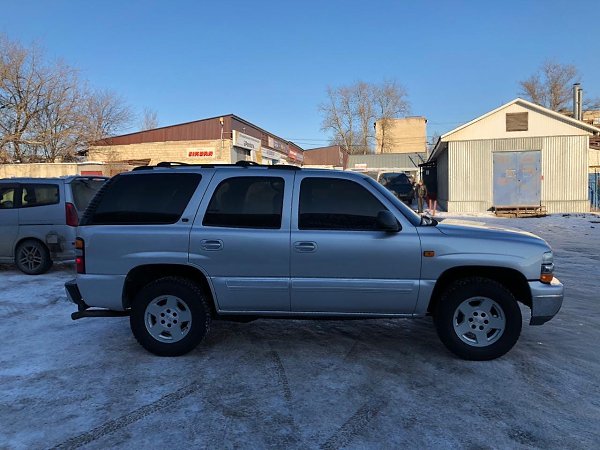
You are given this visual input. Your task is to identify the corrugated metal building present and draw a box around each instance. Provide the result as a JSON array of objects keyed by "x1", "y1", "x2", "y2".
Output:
[
  {"x1": 347, "y1": 153, "x2": 427, "y2": 175},
  {"x1": 429, "y1": 98, "x2": 600, "y2": 213},
  {"x1": 88, "y1": 114, "x2": 304, "y2": 167}
]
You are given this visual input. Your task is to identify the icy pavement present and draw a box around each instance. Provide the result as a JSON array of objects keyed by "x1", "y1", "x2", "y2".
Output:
[{"x1": 0, "y1": 214, "x2": 599, "y2": 449}]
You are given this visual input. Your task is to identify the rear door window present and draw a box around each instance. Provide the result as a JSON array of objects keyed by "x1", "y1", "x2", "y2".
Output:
[
  {"x1": 21, "y1": 184, "x2": 59, "y2": 208},
  {"x1": 70, "y1": 178, "x2": 107, "y2": 212},
  {"x1": 86, "y1": 173, "x2": 202, "y2": 225},
  {"x1": 203, "y1": 176, "x2": 284, "y2": 229}
]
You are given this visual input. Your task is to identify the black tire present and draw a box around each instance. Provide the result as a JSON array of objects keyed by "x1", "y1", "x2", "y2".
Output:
[
  {"x1": 433, "y1": 277, "x2": 522, "y2": 361},
  {"x1": 15, "y1": 239, "x2": 53, "y2": 275},
  {"x1": 130, "y1": 276, "x2": 212, "y2": 356}
]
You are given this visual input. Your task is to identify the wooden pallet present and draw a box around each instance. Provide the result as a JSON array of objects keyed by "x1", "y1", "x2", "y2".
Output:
[{"x1": 494, "y1": 205, "x2": 547, "y2": 218}]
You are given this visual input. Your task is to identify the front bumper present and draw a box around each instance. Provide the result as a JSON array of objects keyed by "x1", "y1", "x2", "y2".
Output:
[{"x1": 528, "y1": 277, "x2": 564, "y2": 325}]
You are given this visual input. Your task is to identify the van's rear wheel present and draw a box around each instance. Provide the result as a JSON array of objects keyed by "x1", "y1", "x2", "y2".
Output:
[
  {"x1": 15, "y1": 239, "x2": 52, "y2": 275},
  {"x1": 130, "y1": 277, "x2": 211, "y2": 356},
  {"x1": 434, "y1": 277, "x2": 522, "y2": 360}
]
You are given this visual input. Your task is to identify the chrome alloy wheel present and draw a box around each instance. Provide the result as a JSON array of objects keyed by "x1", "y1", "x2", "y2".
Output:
[
  {"x1": 18, "y1": 245, "x2": 43, "y2": 272},
  {"x1": 144, "y1": 295, "x2": 192, "y2": 343},
  {"x1": 452, "y1": 297, "x2": 506, "y2": 347}
]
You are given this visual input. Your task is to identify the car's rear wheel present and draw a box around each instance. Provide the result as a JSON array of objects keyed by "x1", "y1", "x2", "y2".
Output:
[
  {"x1": 130, "y1": 276, "x2": 211, "y2": 356},
  {"x1": 15, "y1": 239, "x2": 53, "y2": 275},
  {"x1": 434, "y1": 277, "x2": 522, "y2": 360}
]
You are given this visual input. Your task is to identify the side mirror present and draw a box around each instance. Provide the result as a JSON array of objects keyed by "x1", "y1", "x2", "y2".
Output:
[{"x1": 376, "y1": 210, "x2": 401, "y2": 232}]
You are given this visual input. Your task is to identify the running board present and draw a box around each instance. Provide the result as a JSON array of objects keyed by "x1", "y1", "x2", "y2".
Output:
[{"x1": 71, "y1": 309, "x2": 130, "y2": 320}]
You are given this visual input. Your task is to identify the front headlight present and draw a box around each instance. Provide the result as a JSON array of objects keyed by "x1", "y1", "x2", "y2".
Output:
[{"x1": 540, "y1": 251, "x2": 554, "y2": 283}]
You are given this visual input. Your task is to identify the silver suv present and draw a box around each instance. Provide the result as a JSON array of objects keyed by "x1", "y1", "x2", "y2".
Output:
[
  {"x1": 0, "y1": 176, "x2": 107, "y2": 274},
  {"x1": 65, "y1": 162, "x2": 563, "y2": 360}
]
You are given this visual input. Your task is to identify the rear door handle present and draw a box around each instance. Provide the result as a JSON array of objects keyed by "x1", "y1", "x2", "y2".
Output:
[
  {"x1": 200, "y1": 239, "x2": 223, "y2": 251},
  {"x1": 294, "y1": 241, "x2": 317, "y2": 252}
]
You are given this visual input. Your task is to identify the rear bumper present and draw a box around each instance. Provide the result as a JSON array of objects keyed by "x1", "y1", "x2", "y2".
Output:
[
  {"x1": 65, "y1": 279, "x2": 88, "y2": 311},
  {"x1": 528, "y1": 277, "x2": 564, "y2": 325}
]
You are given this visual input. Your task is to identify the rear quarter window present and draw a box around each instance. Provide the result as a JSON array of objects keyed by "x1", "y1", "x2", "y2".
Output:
[
  {"x1": 21, "y1": 184, "x2": 59, "y2": 208},
  {"x1": 84, "y1": 173, "x2": 202, "y2": 225}
]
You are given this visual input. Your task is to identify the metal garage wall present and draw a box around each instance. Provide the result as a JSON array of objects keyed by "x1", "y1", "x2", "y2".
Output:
[
  {"x1": 436, "y1": 149, "x2": 449, "y2": 211},
  {"x1": 446, "y1": 136, "x2": 589, "y2": 213}
]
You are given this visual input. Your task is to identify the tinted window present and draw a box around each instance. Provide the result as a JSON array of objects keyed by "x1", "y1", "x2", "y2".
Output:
[
  {"x1": 299, "y1": 178, "x2": 387, "y2": 230},
  {"x1": 88, "y1": 173, "x2": 201, "y2": 225},
  {"x1": 379, "y1": 173, "x2": 411, "y2": 187},
  {"x1": 21, "y1": 184, "x2": 59, "y2": 208},
  {"x1": 0, "y1": 185, "x2": 16, "y2": 209},
  {"x1": 203, "y1": 177, "x2": 284, "y2": 229},
  {"x1": 70, "y1": 178, "x2": 106, "y2": 212}
]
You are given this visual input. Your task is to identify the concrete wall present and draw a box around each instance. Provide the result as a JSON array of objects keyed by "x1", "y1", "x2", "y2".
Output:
[
  {"x1": 374, "y1": 117, "x2": 426, "y2": 154},
  {"x1": 88, "y1": 139, "x2": 233, "y2": 165},
  {"x1": 590, "y1": 148, "x2": 600, "y2": 168},
  {"x1": 443, "y1": 136, "x2": 589, "y2": 214},
  {"x1": 0, "y1": 163, "x2": 129, "y2": 179}
]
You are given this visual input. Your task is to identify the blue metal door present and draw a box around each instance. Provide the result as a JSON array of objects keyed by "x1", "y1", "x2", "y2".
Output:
[{"x1": 493, "y1": 151, "x2": 541, "y2": 206}]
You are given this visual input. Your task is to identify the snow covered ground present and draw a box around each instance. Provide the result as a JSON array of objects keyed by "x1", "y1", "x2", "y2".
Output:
[{"x1": 0, "y1": 213, "x2": 599, "y2": 449}]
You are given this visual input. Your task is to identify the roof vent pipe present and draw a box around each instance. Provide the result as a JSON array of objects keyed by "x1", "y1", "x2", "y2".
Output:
[{"x1": 573, "y1": 83, "x2": 583, "y2": 120}]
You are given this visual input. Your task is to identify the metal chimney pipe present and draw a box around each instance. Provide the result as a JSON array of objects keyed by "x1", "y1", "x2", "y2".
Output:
[
  {"x1": 573, "y1": 83, "x2": 580, "y2": 119},
  {"x1": 577, "y1": 86, "x2": 583, "y2": 121}
]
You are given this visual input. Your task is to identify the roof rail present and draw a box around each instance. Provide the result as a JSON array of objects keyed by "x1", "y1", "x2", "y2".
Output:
[{"x1": 133, "y1": 161, "x2": 302, "y2": 171}]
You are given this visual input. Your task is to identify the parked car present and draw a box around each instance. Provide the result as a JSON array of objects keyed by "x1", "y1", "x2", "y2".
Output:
[
  {"x1": 0, "y1": 176, "x2": 107, "y2": 274},
  {"x1": 65, "y1": 162, "x2": 563, "y2": 360},
  {"x1": 378, "y1": 172, "x2": 414, "y2": 204}
]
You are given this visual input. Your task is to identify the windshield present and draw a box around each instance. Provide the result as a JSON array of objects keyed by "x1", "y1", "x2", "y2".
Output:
[
  {"x1": 379, "y1": 172, "x2": 410, "y2": 185},
  {"x1": 364, "y1": 176, "x2": 422, "y2": 226}
]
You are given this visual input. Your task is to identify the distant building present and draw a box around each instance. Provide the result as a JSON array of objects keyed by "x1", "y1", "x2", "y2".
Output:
[
  {"x1": 347, "y1": 153, "x2": 426, "y2": 181},
  {"x1": 374, "y1": 117, "x2": 427, "y2": 154},
  {"x1": 87, "y1": 114, "x2": 304, "y2": 167},
  {"x1": 302, "y1": 145, "x2": 348, "y2": 169},
  {"x1": 429, "y1": 98, "x2": 600, "y2": 214}
]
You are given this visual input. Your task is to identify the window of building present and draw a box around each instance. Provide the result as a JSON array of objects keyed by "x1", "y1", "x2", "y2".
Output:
[
  {"x1": 506, "y1": 112, "x2": 528, "y2": 131},
  {"x1": 0, "y1": 185, "x2": 16, "y2": 209},
  {"x1": 21, "y1": 184, "x2": 59, "y2": 208},
  {"x1": 299, "y1": 178, "x2": 387, "y2": 230},
  {"x1": 203, "y1": 176, "x2": 284, "y2": 229},
  {"x1": 87, "y1": 173, "x2": 201, "y2": 225}
]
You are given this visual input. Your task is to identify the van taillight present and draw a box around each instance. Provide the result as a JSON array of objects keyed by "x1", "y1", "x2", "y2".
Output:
[
  {"x1": 75, "y1": 238, "x2": 85, "y2": 274},
  {"x1": 66, "y1": 202, "x2": 79, "y2": 227}
]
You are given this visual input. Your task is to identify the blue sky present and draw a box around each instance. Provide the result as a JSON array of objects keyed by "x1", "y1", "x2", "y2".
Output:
[{"x1": 2, "y1": 0, "x2": 598, "y2": 148}]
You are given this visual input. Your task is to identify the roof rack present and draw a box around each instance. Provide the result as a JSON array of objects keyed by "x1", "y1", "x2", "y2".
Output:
[{"x1": 132, "y1": 161, "x2": 301, "y2": 171}]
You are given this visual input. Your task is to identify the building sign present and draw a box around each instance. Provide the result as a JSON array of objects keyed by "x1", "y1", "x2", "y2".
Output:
[
  {"x1": 288, "y1": 148, "x2": 304, "y2": 163},
  {"x1": 233, "y1": 131, "x2": 261, "y2": 152},
  {"x1": 187, "y1": 148, "x2": 215, "y2": 158},
  {"x1": 262, "y1": 147, "x2": 279, "y2": 160},
  {"x1": 267, "y1": 136, "x2": 288, "y2": 154}
]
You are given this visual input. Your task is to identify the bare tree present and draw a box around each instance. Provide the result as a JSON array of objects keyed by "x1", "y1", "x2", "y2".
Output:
[
  {"x1": 81, "y1": 89, "x2": 133, "y2": 144},
  {"x1": 0, "y1": 36, "x2": 47, "y2": 162},
  {"x1": 319, "y1": 80, "x2": 409, "y2": 155},
  {"x1": 519, "y1": 60, "x2": 579, "y2": 111},
  {"x1": 0, "y1": 35, "x2": 134, "y2": 163},
  {"x1": 140, "y1": 107, "x2": 159, "y2": 130},
  {"x1": 34, "y1": 62, "x2": 84, "y2": 162},
  {"x1": 373, "y1": 80, "x2": 410, "y2": 153}
]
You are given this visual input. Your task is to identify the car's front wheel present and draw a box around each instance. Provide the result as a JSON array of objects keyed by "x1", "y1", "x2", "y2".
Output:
[
  {"x1": 434, "y1": 277, "x2": 522, "y2": 360},
  {"x1": 130, "y1": 277, "x2": 212, "y2": 356}
]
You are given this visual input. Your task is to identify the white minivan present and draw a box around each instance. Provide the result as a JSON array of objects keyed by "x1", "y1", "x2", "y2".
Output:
[{"x1": 0, "y1": 176, "x2": 107, "y2": 274}]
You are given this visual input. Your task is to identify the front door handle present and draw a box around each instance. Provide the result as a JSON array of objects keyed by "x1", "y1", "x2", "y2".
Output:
[
  {"x1": 200, "y1": 239, "x2": 223, "y2": 251},
  {"x1": 294, "y1": 241, "x2": 317, "y2": 252}
]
